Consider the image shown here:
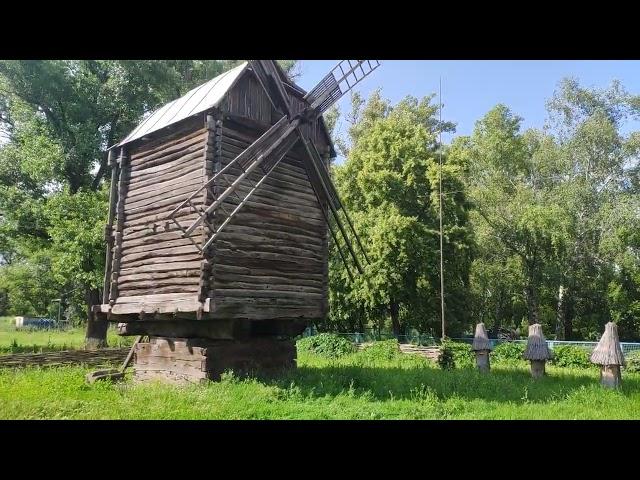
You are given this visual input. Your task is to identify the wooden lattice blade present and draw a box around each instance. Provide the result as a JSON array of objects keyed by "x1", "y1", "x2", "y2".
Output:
[
  {"x1": 305, "y1": 60, "x2": 381, "y2": 115},
  {"x1": 297, "y1": 128, "x2": 368, "y2": 274}
]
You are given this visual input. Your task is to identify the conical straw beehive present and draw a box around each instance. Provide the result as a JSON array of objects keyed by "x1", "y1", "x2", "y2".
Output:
[
  {"x1": 591, "y1": 322, "x2": 625, "y2": 388},
  {"x1": 471, "y1": 323, "x2": 492, "y2": 373},
  {"x1": 472, "y1": 323, "x2": 491, "y2": 351},
  {"x1": 523, "y1": 323, "x2": 552, "y2": 378}
]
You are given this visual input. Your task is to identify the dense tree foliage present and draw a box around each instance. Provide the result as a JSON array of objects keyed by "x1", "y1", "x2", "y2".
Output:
[
  {"x1": 325, "y1": 91, "x2": 474, "y2": 337},
  {"x1": 1, "y1": 61, "x2": 639, "y2": 343},
  {"x1": 450, "y1": 79, "x2": 640, "y2": 340},
  {"x1": 0, "y1": 60, "x2": 294, "y2": 346}
]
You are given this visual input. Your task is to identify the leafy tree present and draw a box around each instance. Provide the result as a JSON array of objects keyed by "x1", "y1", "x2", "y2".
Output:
[
  {"x1": 329, "y1": 91, "x2": 473, "y2": 336},
  {"x1": 545, "y1": 79, "x2": 640, "y2": 339},
  {"x1": 451, "y1": 105, "x2": 570, "y2": 329},
  {"x1": 0, "y1": 60, "x2": 296, "y2": 346},
  {"x1": 454, "y1": 79, "x2": 640, "y2": 340}
]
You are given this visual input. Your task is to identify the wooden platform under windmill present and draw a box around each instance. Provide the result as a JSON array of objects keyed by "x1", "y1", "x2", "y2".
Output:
[{"x1": 93, "y1": 60, "x2": 379, "y2": 383}]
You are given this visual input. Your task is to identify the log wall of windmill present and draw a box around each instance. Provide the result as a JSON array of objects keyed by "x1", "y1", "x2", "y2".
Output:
[
  {"x1": 208, "y1": 118, "x2": 328, "y2": 321},
  {"x1": 108, "y1": 72, "x2": 331, "y2": 319},
  {"x1": 289, "y1": 93, "x2": 324, "y2": 148},
  {"x1": 116, "y1": 120, "x2": 207, "y2": 301},
  {"x1": 223, "y1": 71, "x2": 328, "y2": 148}
]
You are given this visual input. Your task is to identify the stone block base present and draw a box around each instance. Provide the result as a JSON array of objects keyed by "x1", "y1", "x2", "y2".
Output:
[{"x1": 133, "y1": 336, "x2": 296, "y2": 385}]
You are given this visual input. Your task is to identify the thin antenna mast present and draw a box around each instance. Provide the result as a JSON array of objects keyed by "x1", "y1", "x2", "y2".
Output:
[{"x1": 439, "y1": 77, "x2": 446, "y2": 340}]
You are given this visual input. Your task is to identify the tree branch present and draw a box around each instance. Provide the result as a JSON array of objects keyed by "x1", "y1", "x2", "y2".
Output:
[
  {"x1": 476, "y1": 208, "x2": 526, "y2": 259},
  {"x1": 91, "y1": 117, "x2": 118, "y2": 191}
]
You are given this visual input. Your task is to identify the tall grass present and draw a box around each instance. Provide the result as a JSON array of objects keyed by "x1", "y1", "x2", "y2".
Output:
[
  {"x1": 1, "y1": 349, "x2": 639, "y2": 419},
  {"x1": 0, "y1": 316, "x2": 132, "y2": 353}
]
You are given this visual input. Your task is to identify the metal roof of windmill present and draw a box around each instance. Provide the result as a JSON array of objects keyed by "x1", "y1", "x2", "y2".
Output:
[{"x1": 116, "y1": 62, "x2": 249, "y2": 147}]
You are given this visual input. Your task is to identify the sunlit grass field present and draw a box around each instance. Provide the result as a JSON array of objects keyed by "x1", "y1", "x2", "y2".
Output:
[
  {"x1": 1, "y1": 350, "x2": 639, "y2": 420},
  {"x1": 0, "y1": 316, "x2": 132, "y2": 353}
]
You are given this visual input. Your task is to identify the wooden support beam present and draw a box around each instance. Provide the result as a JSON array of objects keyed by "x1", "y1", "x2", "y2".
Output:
[
  {"x1": 109, "y1": 148, "x2": 129, "y2": 304},
  {"x1": 103, "y1": 149, "x2": 119, "y2": 304}
]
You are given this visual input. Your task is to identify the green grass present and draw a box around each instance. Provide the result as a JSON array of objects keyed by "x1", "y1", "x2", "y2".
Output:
[
  {"x1": 0, "y1": 316, "x2": 132, "y2": 354},
  {"x1": 1, "y1": 350, "x2": 639, "y2": 419}
]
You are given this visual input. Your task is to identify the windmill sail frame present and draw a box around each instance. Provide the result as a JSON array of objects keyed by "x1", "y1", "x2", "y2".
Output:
[{"x1": 171, "y1": 60, "x2": 379, "y2": 275}]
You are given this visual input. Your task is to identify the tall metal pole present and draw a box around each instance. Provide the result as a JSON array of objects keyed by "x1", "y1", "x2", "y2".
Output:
[{"x1": 439, "y1": 77, "x2": 446, "y2": 340}]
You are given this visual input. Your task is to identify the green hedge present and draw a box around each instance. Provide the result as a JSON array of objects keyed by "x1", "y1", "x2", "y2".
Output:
[
  {"x1": 550, "y1": 345, "x2": 593, "y2": 369},
  {"x1": 625, "y1": 350, "x2": 640, "y2": 373},
  {"x1": 438, "y1": 340, "x2": 474, "y2": 369},
  {"x1": 358, "y1": 339, "x2": 401, "y2": 362},
  {"x1": 296, "y1": 333, "x2": 355, "y2": 359},
  {"x1": 297, "y1": 335, "x2": 636, "y2": 372},
  {"x1": 492, "y1": 342, "x2": 526, "y2": 365}
]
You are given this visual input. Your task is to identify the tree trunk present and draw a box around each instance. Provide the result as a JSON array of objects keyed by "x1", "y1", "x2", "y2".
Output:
[
  {"x1": 555, "y1": 285, "x2": 567, "y2": 340},
  {"x1": 564, "y1": 315, "x2": 573, "y2": 341},
  {"x1": 564, "y1": 295, "x2": 574, "y2": 340},
  {"x1": 524, "y1": 282, "x2": 539, "y2": 325},
  {"x1": 85, "y1": 288, "x2": 108, "y2": 349},
  {"x1": 390, "y1": 300, "x2": 401, "y2": 336}
]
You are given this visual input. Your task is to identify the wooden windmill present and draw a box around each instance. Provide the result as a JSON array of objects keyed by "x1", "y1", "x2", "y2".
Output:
[{"x1": 94, "y1": 60, "x2": 380, "y2": 383}]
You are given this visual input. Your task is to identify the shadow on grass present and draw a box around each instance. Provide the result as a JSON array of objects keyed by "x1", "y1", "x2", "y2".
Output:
[{"x1": 254, "y1": 363, "x2": 639, "y2": 404}]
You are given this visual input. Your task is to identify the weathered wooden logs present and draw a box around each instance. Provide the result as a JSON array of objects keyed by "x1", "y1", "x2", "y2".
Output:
[
  {"x1": 117, "y1": 129, "x2": 207, "y2": 299},
  {"x1": 133, "y1": 337, "x2": 296, "y2": 385}
]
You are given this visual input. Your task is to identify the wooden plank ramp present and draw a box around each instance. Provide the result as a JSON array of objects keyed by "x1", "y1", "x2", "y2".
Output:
[{"x1": 355, "y1": 342, "x2": 441, "y2": 362}]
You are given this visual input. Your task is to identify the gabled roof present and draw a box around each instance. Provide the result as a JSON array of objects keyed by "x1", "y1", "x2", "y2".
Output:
[
  {"x1": 115, "y1": 61, "x2": 336, "y2": 157},
  {"x1": 116, "y1": 62, "x2": 248, "y2": 147}
]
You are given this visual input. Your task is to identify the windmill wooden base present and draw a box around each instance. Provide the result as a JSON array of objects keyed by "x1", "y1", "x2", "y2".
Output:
[{"x1": 133, "y1": 337, "x2": 296, "y2": 385}]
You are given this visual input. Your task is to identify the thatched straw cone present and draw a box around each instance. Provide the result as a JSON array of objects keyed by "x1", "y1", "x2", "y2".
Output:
[
  {"x1": 523, "y1": 323, "x2": 552, "y2": 378},
  {"x1": 471, "y1": 323, "x2": 492, "y2": 373},
  {"x1": 590, "y1": 322, "x2": 626, "y2": 388}
]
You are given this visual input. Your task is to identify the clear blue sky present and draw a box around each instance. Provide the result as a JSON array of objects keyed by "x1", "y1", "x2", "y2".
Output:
[{"x1": 297, "y1": 60, "x2": 640, "y2": 149}]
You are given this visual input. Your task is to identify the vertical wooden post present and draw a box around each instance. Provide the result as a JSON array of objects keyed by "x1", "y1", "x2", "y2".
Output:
[
  {"x1": 475, "y1": 350, "x2": 490, "y2": 373},
  {"x1": 211, "y1": 114, "x2": 223, "y2": 308},
  {"x1": 198, "y1": 112, "x2": 221, "y2": 307},
  {"x1": 320, "y1": 149, "x2": 331, "y2": 320},
  {"x1": 102, "y1": 149, "x2": 119, "y2": 305},
  {"x1": 530, "y1": 360, "x2": 546, "y2": 378},
  {"x1": 600, "y1": 364, "x2": 622, "y2": 388},
  {"x1": 109, "y1": 148, "x2": 129, "y2": 305}
]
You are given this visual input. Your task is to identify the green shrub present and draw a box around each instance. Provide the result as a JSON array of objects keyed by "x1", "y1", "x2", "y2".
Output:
[
  {"x1": 437, "y1": 344, "x2": 454, "y2": 370},
  {"x1": 492, "y1": 342, "x2": 526, "y2": 365},
  {"x1": 438, "y1": 340, "x2": 473, "y2": 369},
  {"x1": 296, "y1": 333, "x2": 355, "y2": 359},
  {"x1": 358, "y1": 339, "x2": 401, "y2": 362},
  {"x1": 550, "y1": 345, "x2": 592, "y2": 369},
  {"x1": 624, "y1": 350, "x2": 640, "y2": 373}
]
